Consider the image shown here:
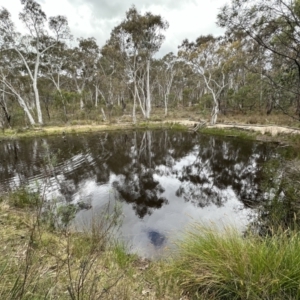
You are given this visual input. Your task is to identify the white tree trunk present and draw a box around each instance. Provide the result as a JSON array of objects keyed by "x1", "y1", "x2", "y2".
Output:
[
  {"x1": 33, "y1": 53, "x2": 43, "y2": 124},
  {"x1": 163, "y1": 71, "x2": 175, "y2": 117},
  {"x1": 18, "y1": 95, "x2": 36, "y2": 125},
  {"x1": 136, "y1": 82, "x2": 147, "y2": 118},
  {"x1": 133, "y1": 81, "x2": 137, "y2": 124},
  {"x1": 75, "y1": 81, "x2": 85, "y2": 110},
  {"x1": 95, "y1": 84, "x2": 98, "y2": 107},
  {"x1": 164, "y1": 94, "x2": 168, "y2": 117},
  {"x1": 146, "y1": 58, "x2": 151, "y2": 119},
  {"x1": 80, "y1": 98, "x2": 84, "y2": 109},
  {"x1": 211, "y1": 101, "x2": 219, "y2": 125},
  {"x1": 202, "y1": 73, "x2": 225, "y2": 125},
  {"x1": 101, "y1": 108, "x2": 106, "y2": 121},
  {"x1": 0, "y1": 78, "x2": 36, "y2": 125}
]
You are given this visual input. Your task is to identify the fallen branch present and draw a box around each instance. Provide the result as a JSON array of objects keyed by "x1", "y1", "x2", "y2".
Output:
[{"x1": 192, "y1": 121, "x2": 207, "y2": 132}]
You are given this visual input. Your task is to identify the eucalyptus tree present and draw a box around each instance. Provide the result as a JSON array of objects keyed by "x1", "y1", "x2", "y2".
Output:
[
  {"x1": 0, "y1": 44, "x2": 37, "y2": 125},
  {"x1": 0, "y1": 0, "x2": 70, "y2": 125},
  {"x1": 154, "y1": 52, "x2": 177, "y2": 116},
  {"x1": 234, "y1": 39, "x2": 279, "y2": 113},
  {"x1": 179, "y1": 35, "x2": 235, "y2": 124},
  {"x1": 0, "y1": 9, "x2": 36, "y2": 125},
  {"x1": 96, "y1": 55, "x2": 124, "y2": 108},
  {"x1": 68, "y1": 37, "x2": 100, "y2": 109},
  {"x1": 213, "y1": 38, "x2": 263, "y2": 113},
  {"x1": 218, "y1": 0, "x2": 300, "y2": 117},
  {"x1": 103, "y1": 6, "x2": 168, "y2": 121},
  {"x1": 0, "y1": 82, "x2": 11, "y2": 127},
  {"x1": 122, "y1": 6, "x2": 168, "y2": 119},
  {"x1": 166, "y1": 60, "x2": 195, "y2": 108},
  {"x1": 41, "y1": 42, "x2": 72, "y2": 119}
]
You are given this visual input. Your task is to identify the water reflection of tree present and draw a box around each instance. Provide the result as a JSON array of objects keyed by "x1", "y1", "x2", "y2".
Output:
[
  {"x1": 176, "y1": 137, "x2": 271, "y2": 208},
  {"x1": 0, "y1": 131, "x2": 275, "y2": 217},
  {"x1": 113, "y1": 170, "x2": 167, "y2": 218},
  {"x1": 110, "y1": 130, "x2": 207, "y2": 217},
  {"x1": 111, "y1": 131, "x2": 169, "y2": 218}
]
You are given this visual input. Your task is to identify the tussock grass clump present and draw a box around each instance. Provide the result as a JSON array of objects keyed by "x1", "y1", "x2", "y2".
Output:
[{"x1": 169, "y1": 224, "x2": 300, "y2": 299}]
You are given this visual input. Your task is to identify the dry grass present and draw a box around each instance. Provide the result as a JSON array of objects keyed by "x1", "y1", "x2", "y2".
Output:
[
  {"x1": 2, "y1": 170, "x2": 300, "y2": 299},
  {"x1": 0, "y1": 200, "x2": 164, "y2": 299},
  {"x1": 1, "y1": 107, "x2": 300, "y2": 140}
]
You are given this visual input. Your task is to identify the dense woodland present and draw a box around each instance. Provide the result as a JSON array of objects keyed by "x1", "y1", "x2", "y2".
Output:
[{"x1": 1, "y1": 0, "x2": 300, "y2": 127}]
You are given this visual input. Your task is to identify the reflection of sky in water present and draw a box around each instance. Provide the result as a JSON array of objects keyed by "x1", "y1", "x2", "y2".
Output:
[
  {"x1": 0, "y1": 131, "x2": 274, "y2": 258},
  {"x1": 72, "y1": 155, "x2": 252, "y2": 258},
  {"x1": 80, "y1": 188, "x2": 249, "y2": 259}
]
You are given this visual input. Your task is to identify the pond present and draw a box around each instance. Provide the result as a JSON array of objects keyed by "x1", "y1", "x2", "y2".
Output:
[{"x1": 0, "y1": 130, "x2": 277, "y2": 257}]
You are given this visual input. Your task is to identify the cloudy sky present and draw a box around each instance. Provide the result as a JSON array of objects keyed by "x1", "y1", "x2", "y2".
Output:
[{"x1": 2, "y1": 0, "x2": 228, "y2": 57}]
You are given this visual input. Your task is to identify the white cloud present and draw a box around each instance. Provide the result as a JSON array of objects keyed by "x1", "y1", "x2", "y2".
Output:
[{"x1": 1, "y1": 0, "x2": 227, "y2": 56}]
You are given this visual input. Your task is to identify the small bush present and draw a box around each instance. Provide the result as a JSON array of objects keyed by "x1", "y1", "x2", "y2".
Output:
[
  {"x1": 57, "y1": 203, "x2": 77, "y2": 228},
  {"x1": 8, "y1": 188, "x2": 41, "y2": 209}
]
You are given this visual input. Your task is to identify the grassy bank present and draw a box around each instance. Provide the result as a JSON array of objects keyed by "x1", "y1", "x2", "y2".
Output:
[
  {"x1": 0, "y1": 119, "x2": 295, "y2": 149},
  {"x1": 1, "y1": 109, "x2": 300, "y2": 139},
  {"x1": 0, "y1": 121, "x2": 188, "y2": 140},
  {"x1": 166, "y1": 155, "x2": 300, "y2": 300},
  {"x1": 199, "y1": 127, "x2": 258, "y2": 140},
  {"x1": 2, "y1": 187, "x2": 300, "y2": 299},
  {"x1": 0, "y1": 191, "x2": 169, "y2": 300},
  {"x1": 3, "y1": 203, "x2": 300, "y2": 299}
]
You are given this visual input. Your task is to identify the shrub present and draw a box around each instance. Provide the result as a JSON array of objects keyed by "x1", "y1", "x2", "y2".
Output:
[{"x1": 8, "y1": 188, "x2": 41, "y2": 209}]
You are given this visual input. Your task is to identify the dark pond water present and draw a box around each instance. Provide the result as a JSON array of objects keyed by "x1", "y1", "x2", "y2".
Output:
[{"x1": 0, "y1": 130, "x2": 277, "y2": 257}]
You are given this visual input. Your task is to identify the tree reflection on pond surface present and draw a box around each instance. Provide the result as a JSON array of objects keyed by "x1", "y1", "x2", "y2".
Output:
[{"x1": 0, "y1": 130, "x2": 276, "y2": 257}]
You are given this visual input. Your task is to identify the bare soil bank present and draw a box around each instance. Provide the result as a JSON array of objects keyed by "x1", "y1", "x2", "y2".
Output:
[{"x1": 166, "y1": 120, "x2": 300, "y2": 136}]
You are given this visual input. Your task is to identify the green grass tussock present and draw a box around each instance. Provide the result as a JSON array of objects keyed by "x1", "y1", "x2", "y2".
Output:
[{"x1": 168, "y1": 224, "x2": 300, "y2": 299}]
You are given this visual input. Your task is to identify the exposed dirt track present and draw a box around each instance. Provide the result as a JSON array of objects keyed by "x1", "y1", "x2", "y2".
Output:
[
  {"x1": 165, "y1": 120, "x2": 300, "y2": 136},
  {"x1": 208, "y1": 124, "x2": 300, "y2": 136}
]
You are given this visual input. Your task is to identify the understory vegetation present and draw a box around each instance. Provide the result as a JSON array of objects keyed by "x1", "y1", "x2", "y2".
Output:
[{"x1": 1, "y1": 152, "x2": 300, "y2": 300}]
